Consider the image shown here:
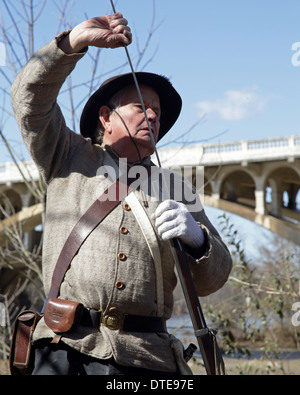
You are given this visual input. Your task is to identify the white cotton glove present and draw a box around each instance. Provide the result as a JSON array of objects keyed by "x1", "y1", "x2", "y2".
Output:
[{"x1": 154, "y1": 200, "x2": 205, "y2": 248}]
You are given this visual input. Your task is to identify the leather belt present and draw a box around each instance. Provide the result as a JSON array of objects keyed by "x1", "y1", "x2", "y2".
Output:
[{"x1": 81, "y1": 307, "x2": 167, "y2": 333}]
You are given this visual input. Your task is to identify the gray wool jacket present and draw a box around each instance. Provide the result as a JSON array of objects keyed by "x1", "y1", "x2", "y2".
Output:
[{"x1": 11, "y1": 32, "x2": 232, "y2": 374}]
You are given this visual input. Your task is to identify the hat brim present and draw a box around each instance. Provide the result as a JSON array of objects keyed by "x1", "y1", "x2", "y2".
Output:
[{"x1": 80, "y1": 72, "x2": 182, "y2": 143}]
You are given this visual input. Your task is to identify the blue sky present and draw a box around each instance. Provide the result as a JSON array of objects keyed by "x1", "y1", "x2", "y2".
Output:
[{"x1": 1, "y1": 0, "x2": 300, "y2": 162}]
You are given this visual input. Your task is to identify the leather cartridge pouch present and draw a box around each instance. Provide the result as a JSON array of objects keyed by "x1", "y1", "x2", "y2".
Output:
[
  {"x1": 44, "y1": 298, "x2": 83, "y2": 334},
  {"x1": 9, "y1": 310, "x2": 41, "y2": 375}
]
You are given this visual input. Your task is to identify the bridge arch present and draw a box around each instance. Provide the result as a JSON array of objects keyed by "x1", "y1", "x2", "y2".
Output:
[
  {"x1": 0, "y1": 188, "x2": 22, "y2": 220},
  {"x1": 219, "y1": 169, "x2": 256, "y2": 208},
  {"x1": 264, "y1": 164, "x2": 300, "y2": 222},
  {"x1": 204, "y1": 176, "x2": 212, "y2": 196},
  {"x1": 0, "y1": 186, "x2": 43, "y2": 251}
]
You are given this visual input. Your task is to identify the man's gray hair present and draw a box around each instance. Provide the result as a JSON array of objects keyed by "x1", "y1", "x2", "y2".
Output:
[{"x1": 93, "y1": 88, "x2": 127, "y2": 145}]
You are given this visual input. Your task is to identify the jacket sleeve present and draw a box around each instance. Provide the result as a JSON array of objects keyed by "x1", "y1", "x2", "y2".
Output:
[
  {"x1": 11, "y1": 31, "x2": 87, "y2": 184},
  {"x1": 187, "y1": 208, "x2": 233, "y2": 297}
]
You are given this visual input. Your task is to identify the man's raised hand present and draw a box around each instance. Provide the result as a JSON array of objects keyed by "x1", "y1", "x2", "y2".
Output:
[{"x1": 59, "y1": 13, "x2": 132, "y2": 54}]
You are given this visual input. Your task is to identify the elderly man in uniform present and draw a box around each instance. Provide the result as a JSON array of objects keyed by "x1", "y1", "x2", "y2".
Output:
[{"x1": 11, "y1": 13, "x2": 232, "y2": 375}]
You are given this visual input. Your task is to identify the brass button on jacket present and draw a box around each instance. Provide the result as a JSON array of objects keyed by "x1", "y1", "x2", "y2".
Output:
[
  {"x1": 122, "y1": 202, "x2": 131, "y2": 211},
  {"x1": 117, "y1": 252, "x2": 127, "y2": 261},
  {"x1": 120, "y1": 226, "x2": 128, "y2": 234},
  {"x1": 115, "y1": 281, "x2": 125, "y2": 290}
]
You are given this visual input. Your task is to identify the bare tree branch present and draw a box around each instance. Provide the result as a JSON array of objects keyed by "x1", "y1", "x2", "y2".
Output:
[
  {"x1": 3, "y1": 0, "x2": 29, "y2": 62},
  {"x1": 134, "y1": 0, "x2": 164, "y2": 71}
]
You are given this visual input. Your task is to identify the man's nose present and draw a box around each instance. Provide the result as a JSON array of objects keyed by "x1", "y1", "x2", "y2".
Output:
[{"x1": 146, "y1": 108, "x2": 158, "y2": 121}]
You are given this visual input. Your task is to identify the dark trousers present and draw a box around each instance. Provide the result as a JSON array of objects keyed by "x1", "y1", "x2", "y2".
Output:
[{"x1": 32, "y1": 340, "x2": 176, "y2": 375}]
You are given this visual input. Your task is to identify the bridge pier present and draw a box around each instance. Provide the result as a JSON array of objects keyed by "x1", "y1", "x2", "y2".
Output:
[
  {"x1": 254, "y1": 190, "x2": 266, "y2": 215},
  {"x1": 286, "y1": 183, "x2": 299, "y2": 210},
  {"x1": 268, "y1": 178, "x2": 281, "y2": 217}
]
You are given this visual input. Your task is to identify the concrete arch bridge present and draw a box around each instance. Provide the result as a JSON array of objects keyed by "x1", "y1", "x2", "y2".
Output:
[
  {"x1": 1, "y1": 134, "x2": 300, "y2": 248},
  {"x1": 157, "y1": 134, "x2": 300, "y2": 246}
]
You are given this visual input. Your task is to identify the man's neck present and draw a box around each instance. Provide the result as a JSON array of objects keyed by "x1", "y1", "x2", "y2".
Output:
[{"x1": 104, "y1": 144, "x2": 151, "y2": 166}]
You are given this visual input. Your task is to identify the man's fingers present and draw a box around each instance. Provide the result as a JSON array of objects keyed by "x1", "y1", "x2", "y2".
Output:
[
  {"x1": 156, "y1": 219, "x2": 179, "y2": 239},
  {"x1": 108, "y1": 15, "x2": 132, "y2": 48},
  {"x1": 155, "y1": 209, "x2": 176, "y2": 229},
  {"x1": 154, "y1": 200, "x2": 179, "y2": 219},
  {"x1": 107, "y1": 32, "x2": 132, "y2": 48},
  {"x1": 110, "y1": 15, "x2": 129, "y2": 29},
  {"x1": 113, "y1": 24, "x2": 131, "y2": 35}
]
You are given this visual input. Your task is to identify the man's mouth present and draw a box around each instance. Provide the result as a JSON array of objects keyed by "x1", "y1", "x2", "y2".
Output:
[{"x1": 138, "y1": 126, "x2": 154, "y2": 135}]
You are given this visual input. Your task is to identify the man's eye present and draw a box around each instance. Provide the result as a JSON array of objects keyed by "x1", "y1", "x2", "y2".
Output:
[{"x1": 134, "y1": 104, "x2": 160, "y2": 118}]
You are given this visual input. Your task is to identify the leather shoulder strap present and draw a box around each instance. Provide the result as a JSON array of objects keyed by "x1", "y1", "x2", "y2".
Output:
[{"x1": 47, "y1": 178, "x2": 133, "y2": 301}]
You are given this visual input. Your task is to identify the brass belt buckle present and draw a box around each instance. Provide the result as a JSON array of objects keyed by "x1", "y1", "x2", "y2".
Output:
[{"x1": 101, "y1": 308, "x2": 125, "y2": 331}]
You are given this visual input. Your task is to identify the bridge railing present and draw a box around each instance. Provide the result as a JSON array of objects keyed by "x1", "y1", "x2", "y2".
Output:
[
  {"x1": 204, "y1": 136, "x2": 293, "y2": 153},
  {"x1": 202, "y1": 135, "x2": 300, "y2": 165},
  {"x1": 0, "y1": 161, "x2": 39, "y2": 184},
  {"x1": 158, "y1": 134, "x2": 300, "y2": 167}
]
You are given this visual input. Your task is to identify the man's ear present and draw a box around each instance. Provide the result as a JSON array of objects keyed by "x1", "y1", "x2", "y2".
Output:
[{"x1": 99, "y1": 105, "x2": 112, "y2": 133}]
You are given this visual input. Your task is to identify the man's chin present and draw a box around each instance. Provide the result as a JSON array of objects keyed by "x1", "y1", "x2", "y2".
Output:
[{"x1": 134, "y1": 142, "x2": 155, "y2": 158}]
